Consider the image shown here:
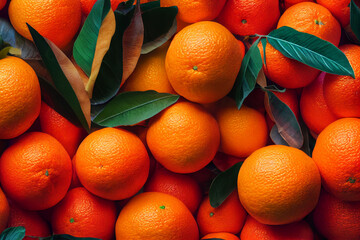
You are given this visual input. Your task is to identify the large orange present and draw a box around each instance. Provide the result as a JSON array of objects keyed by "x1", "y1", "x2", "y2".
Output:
[
  {"x1": 216, "y1": 0, "x2": 280, "y2": 36},
  {"x1": 0, "y1": 56, "x2": 41, "y2": 139},
  {"x1": 75, "y1": 127, "x2": 150, "y2": 200},
  {"x1": 316, "y1": 0, "x2": 350, "y2": 27},
  {"x1": 165, "y1": 21, "x2": 242, "y2": 104},
  {"x1": 312, "y1": 118, "x2": 360, "y2": 201},
  {"x1": 147, "y1": 101, "x2": 220, "y2": 173},
  {"x1": 238, "y1": 145, "x2": 321, "y2": 225},
  {"x1": 9, "y1": 0, "x2": 81, "y2": 49},
  {"x1": 0, "y1": 187, "x2": 9, "y2": 232},
  {"x1": 115, "y1": 192, "x2": 199, "y2": 240},
  {"x1": 0, "y1": 132, "x2": 72, "y2": 210},
  {"x1": 51, "y1": 187, "x2": 117, "y2": 240},
  {"x1": 323, "y1": 45, "x2": 360, "y2": 118},
  {"x1": 201, "y1": 232, "x2": 240, "y2": 240},
  {"x1": 160, "y1": 0, "x2": 226, "y2": 23}
]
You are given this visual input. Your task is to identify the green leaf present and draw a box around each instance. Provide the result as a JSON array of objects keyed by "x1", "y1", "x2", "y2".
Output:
[
  {"x1": 235, "y1": 38, "x2": 263, "y2": 109},
  {"x1": 270, "y1": 125, "x2": 289, "y2": 146},
  {"x1": 266, "y1": 26, "x2": 355, "y2": 78},
  {"x1": 350, "y1": 0, "x2": 360, "y2": 41},
  {"x1": 0, "y1": 227, "x2": 25, "y2": 240},
  {"x1": 141, "y1": 6, "x2": 178, "y2": 54},
  {"x1": 93, "y1": 90, "x2": 179, "y2": 127},
  {"x1": 209, "y1": 162, "x2": 243, "y2": 208},
  {"x1": 140, "y1": 0, "x2": 160, "y2": 11}
]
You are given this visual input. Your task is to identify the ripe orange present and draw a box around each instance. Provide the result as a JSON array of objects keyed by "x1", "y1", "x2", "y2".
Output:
[
  {"x1": 51, "y1": 187, "x2": 117, "y2": 240},
  {"x1": 160, "y1": 0, "x2": 226, "y2": 23},
  {"x1": 282, "y1": 0, "x2": 315, "y2": 10},
  {"x1": 201, "y1": 232, "x2": 240, "y2": 240},
  {"x1": 0, "y1": 56, "x2": 41, "y2": 139},
  {"x1": 0, "y1": 132, "x2": 72, "y2": 210},
  {"x1": 316, "y1": 0, "x2": 350, "y2": 27},
  {"x1": 264, "y1": 89, "x2": 300, "y2": 121},
  {"x1": 9, "y1": 0, "x2": 81, "y2": 49},
  {"x1": 0, "y1": 187, "x2": 9, "y2": 232},
  {"x1": 39, "y1": 102, "x2": 86, "y2": 158},
  {"x1": 143, "y1": 165, "x2": 202, "y2": 214},
  {"x1": 313, "y1": 190, "x2": 360, "y2": 240},
  {"x1": 312, "y1": 118, "x2": 360, "y2": 201},
  {"x1": 196, "y1": 191, "x2": 247, "y2": 236},
  {"x1": 240, "y1": 215, "x2": 314, "y2": 240},
  {"x1": 146, "y1": 101, "x2": 220, "y2": 173},
  {"x1": 212, "y1": 97, "x2": 268, "y2": 158},
  {"x1": 80, "y1": 0, "x2": 122, "y2": 16},
  {"x1": 217, "y1": 0, "x2": 280, "y2": 36},
  {"x1": 323, "y1": 44, "x2": 360, "y2": 118},
  {"x1": 75, "y1": 127, "x2": 150, "y2": 200},
  {"x1": 212, "y1": 152, "x2": 245, "y2": 172},
  {"x1": 238, "y1": 145, "x2": 321, "y2": 225},
  {"x1": 115, "y1": 192, "x2": 199, "y2": 240},
  {"x1": 300, "y1": 72, "x2": 338, "y2": 135},
  {"x1": 165, "y1": 21, "x2": 243, "y2": 104}
]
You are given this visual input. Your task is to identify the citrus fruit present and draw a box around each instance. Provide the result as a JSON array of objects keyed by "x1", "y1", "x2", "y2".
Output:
[
  {"x1": 282, "y1": 0, "x2": 315, "y2": 10},
  {"x1": 0, "y1": 56, "x2": 41, "y2": 139},
  {"x1": 0, "y1": 187, "x2": 9, "y2": 232},
  {"x1": 201, "y1": 232, "x2": 240, "y2": 240},
  {"x1": 115, "y1": 192, "x2": 199, "y2": 240},
  {"x1": 238, "y1": 145, "x2": 321, "y2": 225},
  {"x1": 165, "y1": 21, "x2": 243, "y2": 104},
  {"x1": 80, "y1": 0, "x2": 122, "y2": 16},
  {"x1": 316, "y1": 0, "x2": 350, "y2": 27}
]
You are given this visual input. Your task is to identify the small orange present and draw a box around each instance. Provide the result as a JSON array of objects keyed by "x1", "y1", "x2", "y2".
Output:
[
  {"x1": 238, "y1": 145, "x2": 321, "y2": 225},
  {"x1": 160, "y1": 0, "x2": 226, "y2": 23},
  {"x1": 9, "y1": 0, "x2": 82, "y2": 49},
  {"x1": 316, "y1": 0, "x2": 350, "y2": 27},
  {"x1": 75, "y1": 127, "x2": 150, "y2": 200},
  {"x1": 0, "y1": 56, "x2": 41, "y2": 139},
  {"x1": 51, "y1": 187, "x2": 117, "y2": 240},
  {"x1": 282, "y1": 0, "x2": 315, "y2": 10},
  {"x1": 201, "y1": 232, "x2": 240, "y2": 240},
  {"x1": 115, "y1": 192, "x2": 199, "y2": 240},
  {"x1": 0, "y1": 132, "x2": 72, "y2": 211},
  {"x1": 0, "y1": 187, "x2": 9, "y2": 233},
  {"x1": 196, "y1": 191, "x2": 247, "y2": 236},
  {"x1": 216, "y1": 0, "x2": 280, "y2": 36},
  {"x1": 146, "y1": 101, "x2": 220, "y2": 173},
  {"x1": 165, "y1": 21, "x2": 243, "y2": 104},
  {"x1": 312, "y1": 118, "x2": 360, "y2": 201}
]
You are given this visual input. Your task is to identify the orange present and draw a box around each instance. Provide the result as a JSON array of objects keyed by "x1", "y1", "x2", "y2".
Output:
[
  {"x1": 9, "y1": 0, "x2": 81, "y2": 49},
  {"x1": 212, "y1": 152, "x2": 245, "y2": 172},
  {"x1": 121, "y1": 42, "x2": 175, "y2": 94},
  {"x1": 165, "y1": 21, "x2": 243, "y2": 104},
  {"x1": 160, "y1": 0, "x2": 226, "y2": 23},
  {"x1": 196, "y1": 191, "x2": 247, "y2": 236},
  {"x1": 75, "y1": 127, "x2": 149, "y2": 200},
  {"x1": 212, "y1": 97, "x2": 268, "y2": 158},
  {"x1": 39, "y1": 101, "x2": 86, "y2": 158},
  {"x1": 146, "y1": 101, "x2": 220, "y2": 173},
  {"x1": 300, "y1": 72, "x2": 338, "y2": 135},
  {"x1": 282, "y1": 0, "x2": 315, "y2": 10},
  {"x1": 264, "y1": 89, "x2": 300, "y2": 121},
  {"x1": 312, "y1": 118, "x2": 360, "y2": 201},
  {"x1": 240, "y1": 215, "x2": 314, "y2": 240},
  {"x1": 0, "y1": 132, "x2": 72, "y2": 210},
  {"x1": 0, "y1": 56, "x2": 41, "y2": 139},
  {"x1": 217, "y1": 0, "x2": 280, "y2": 36},
  {"x1": 51, "y1": 187, "x2": 117, "y2": 240},
  {"x1": 323, "y1": 44, "x2": 360, "y2": 118},
  {"x1": 313, "y1": 190, "x2": 360, "y2": 240},
  {"x1": 143, "y1": 165, "x2": 202, "y2": 214},
  {"x1": 80, "y1": 0, "x2": 122, "y2": 16},
  {"x1": 7, "y1": 203, "x2": 51, "y2": 240},
  {"x1": 0, "y1": 187, "x2": 9, "y2": 232},
  {"x1": 238, "y1": 145, "x2": 321, "y2": 225},
  {"x1": 115, "y1": 192, "x2": 199, "y2": 239},
  {"x1": 316, "y1": 0, "x2": 350, "y2": 27},
  {"x1": 201, "y1": 232, "x2": 240, "y2": 240}
]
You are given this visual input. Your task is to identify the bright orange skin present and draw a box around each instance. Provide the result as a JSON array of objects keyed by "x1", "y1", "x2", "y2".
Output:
[
  {"x1": 115, "y1": 192, "x2": 199, "y2": 240},
  {"x1": 312, "y1": 118, "x2": 360, "y2": 201},
  {"x1": 0, "y1": 57, "x2": 41, "y2": 139},
  {"x1": 144, "y1": 165, "x2": 202, "y2": 214},
  {"x1": 51, "y1": 187, "x2": 117, "y2": 240},
  {"x1": 213, "y1": 97, "x2": 268, "y2": 158},
  {"x1": 75, "y1": 127, "x2": 149, "y2": 200},
  {"x1": 313, "y1": 190, "x2": 360, "y2": 240},
  {"x1": 212, "y1": 152, "x2": 245, "y2": 172},
  {"x1": 317, "y1": 0, "x2": 350, "y2": 27},
  {"x1": 216, "y1": 0, "x2": 280, "y2": 36},
  {"x1": 201, "y1": 232, "x2": 240, "y2": 240},
  {"x1": 323, "y1": 45, "x2": 360, "y2": 118},
  {"x1": 283, "y1": 0, "x2": 315, "y2": 10},
  {"x1": 160, "y1": 0, "x2": 226, "y2": 23},
  {"x1": 300, "y1": 72, "x2": 338, "y2": 135},
  {"x1": 165, "y1": 21, "x2": 242, "y2": 104},
  {"x1": 9, "y1": 0, "x2": 81, "y2": 49},
  {"x1": 240, "y1": 215, "x2": 314, "y2": 240},
  {"x1": 196, "y1": 191, "x2": 247, "y2": 236},
  {"x1": 7, "y1": 203, "x2": 51, "y2": 240},
  {"x1": 0, "y1": 187, "x2": 9, "y2": 233},
  {"x1": 0, "y1": 132, "x2": 72, "y2": 211},
  {"x1": 147, "y1": 101, "x2": 220, "y2": 173},
  {"x1": 238, "y1": 145, "x2": 321, "y2": 225},
  {"x1": 264, "y1": 89, "x2": 300, "y2": 121},
  {"x1": 39, "y1": 102, "x2": 86, "y2": 158}
]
